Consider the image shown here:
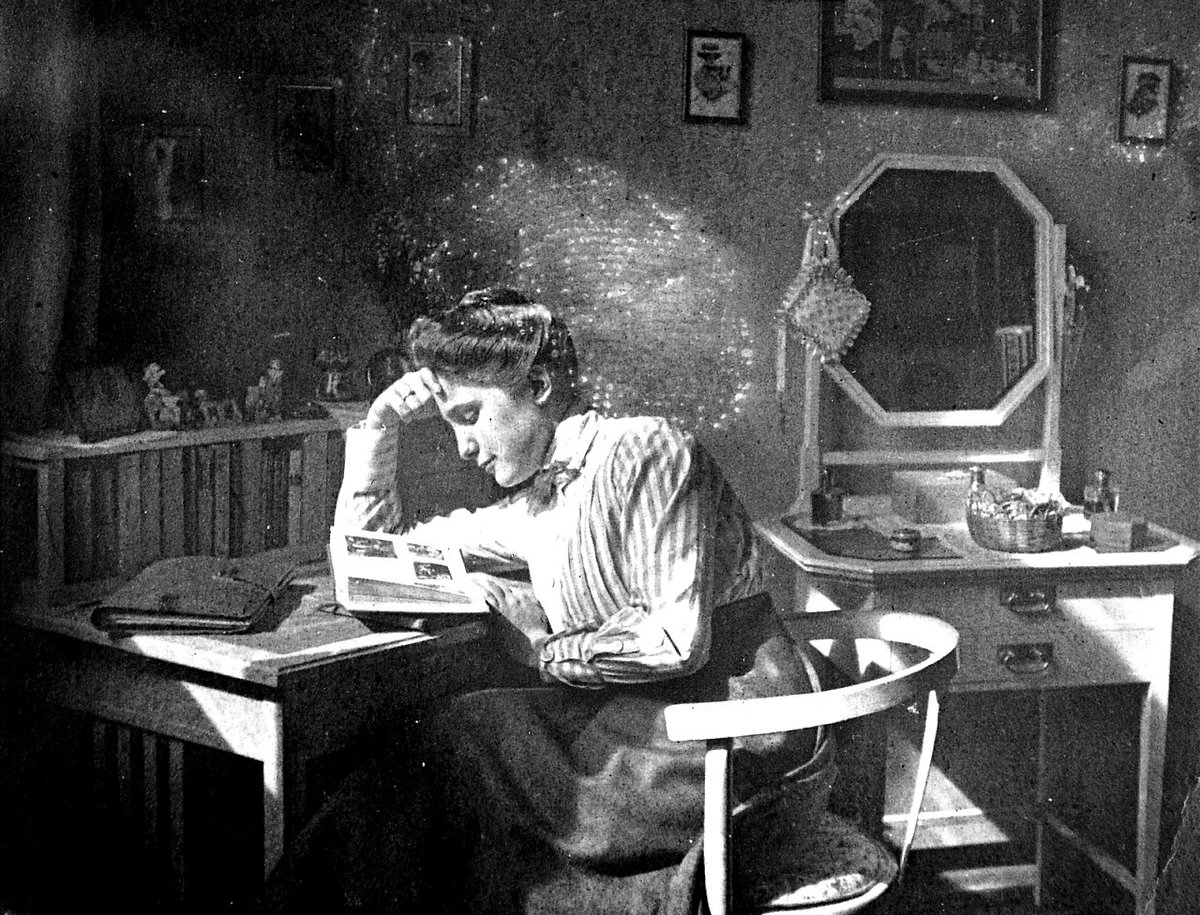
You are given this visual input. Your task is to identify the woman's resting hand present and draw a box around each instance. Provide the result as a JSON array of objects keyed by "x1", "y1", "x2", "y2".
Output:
[
  {"x1": 365, "y1": 368, "x2": 442, "y2": 429},
  {"x1": 464, "y1": 572, "x2": 551, "y2": 668}
]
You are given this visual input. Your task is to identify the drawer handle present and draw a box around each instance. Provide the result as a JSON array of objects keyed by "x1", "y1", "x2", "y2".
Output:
[
  {"x1": 1001, "y1": 587, "x2": 1056, "y2": 617},
  {"x1": 998, "y1": 643, "x2": 1053, "y2": 676}
]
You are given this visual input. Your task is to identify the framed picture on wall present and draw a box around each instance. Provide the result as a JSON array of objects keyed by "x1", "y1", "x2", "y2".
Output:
[
  {"x1": 819, "y1": 0, "x2": 1052, "y2": 109},
  {"x1": 274, "y1": 82, "x2": 338, "y2": 171},
  {"x1": 404, "y1": 34, "x2": 474, "y2": 134},
  {"x1": 137, "y1": 126, "x2": 205, "y2": 223},
  {"x1": 1118, "y1": 56, "x2": 1172, "y2": 144},
  {"x1": 683, "y1": 30, "x2": 747, "y2": 123}
]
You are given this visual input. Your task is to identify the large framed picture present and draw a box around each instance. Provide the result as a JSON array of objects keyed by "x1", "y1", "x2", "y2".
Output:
[
  {"x1": 819, "y1": 0, "x2": 1052, "y2": 109},
  {"x1": 1118, "y1": 56, "x2": 1172, "y2": 145},
  {"x1": 274, "y1": 82, "x2": 337, "y2": 171},
  {"x1": 404, "y1": 34, "x2": 474, "y2": 133},
  {"x1": 683, "y1": 30, "x2": 747, "y2": 124}
]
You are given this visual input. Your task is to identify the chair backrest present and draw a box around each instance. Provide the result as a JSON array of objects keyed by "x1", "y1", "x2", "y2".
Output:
[
  {"x1": 664, "y1": 611, "x2": 958, "y2": 742},
  {"x1": 663, "y1": 611, "x2": 960, "y2": 915}
]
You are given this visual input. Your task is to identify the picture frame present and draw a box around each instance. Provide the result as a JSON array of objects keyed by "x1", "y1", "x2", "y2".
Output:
[
  {"x1": 274, "y1": 82, "x2": 337, "y2": 171},
  {"x1": 137, "y1": 125, "x2": 205, "y2": 223},
  {"x1": 818, "y1": 0, "x2": 1052, "y2": 110},
  {"x1": 683, "y1": 30, "x2": 747, "y2": 124},
  {"x1": 404, "y1": 34, "x2": 474, "y2": 134},
  {"x1": 1118, "y1": 56, "x2": 1172, "y2": 145}
]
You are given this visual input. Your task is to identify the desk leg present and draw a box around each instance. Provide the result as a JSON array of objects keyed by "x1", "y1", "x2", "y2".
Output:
[
  {"x1": 262, "y1": 700, "x2": 313, "y2": 880},
  {"x1": 263, "y1": 702, "x2": 286, "y2": 879},
  {"x1": 1138, "y1": 677, "x2": 1169, "y2": 915}
]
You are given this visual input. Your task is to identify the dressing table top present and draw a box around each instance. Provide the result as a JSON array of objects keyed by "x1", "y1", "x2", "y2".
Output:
[{"x1": 756, "y1": 512, "x2": 1200, "y2": 588}]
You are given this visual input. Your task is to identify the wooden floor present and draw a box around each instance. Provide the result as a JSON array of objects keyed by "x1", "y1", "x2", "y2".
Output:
[{"x1": 888, "y1": 844, "x2": 1127, "y2": 915}]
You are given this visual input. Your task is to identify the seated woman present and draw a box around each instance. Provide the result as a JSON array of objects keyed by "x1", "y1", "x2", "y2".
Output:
[{"x1": 259, "y1": 287, "x2": 835, "y2": 914}]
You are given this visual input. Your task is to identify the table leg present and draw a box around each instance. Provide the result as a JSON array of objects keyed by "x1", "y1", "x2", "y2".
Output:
[
  {"x1": 262, "y1": 702, "x2": 286, "y2": 878},
  {"x1": 1138, "y1": 677, "x2": 1169, "y2": 915},
  {"x1": 261, "y1": 698, "x2": 313, "y2": 880}
]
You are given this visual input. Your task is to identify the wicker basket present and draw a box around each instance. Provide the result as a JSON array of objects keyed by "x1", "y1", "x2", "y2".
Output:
[{"x1": 966, "y1": 509, "x2": 1063, "y2": 553}]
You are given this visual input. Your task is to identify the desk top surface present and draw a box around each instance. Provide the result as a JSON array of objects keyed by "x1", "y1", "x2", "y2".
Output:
[
  {"x1": 6, "y1": 562, "x2": 489, "y2": 688},
  {"x1": 758, "y1": 513, "x2": 1200, "y2": 587}
]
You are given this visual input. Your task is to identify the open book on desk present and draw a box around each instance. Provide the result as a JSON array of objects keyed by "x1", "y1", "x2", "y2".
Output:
[{"x1": 328, "y1": 526, "x2": 490, "y2": 629}]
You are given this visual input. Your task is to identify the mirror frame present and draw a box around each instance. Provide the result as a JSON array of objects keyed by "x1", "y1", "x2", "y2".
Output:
[{"x1": 823, "y1": 153, "x2": 1059, "y2": 428}]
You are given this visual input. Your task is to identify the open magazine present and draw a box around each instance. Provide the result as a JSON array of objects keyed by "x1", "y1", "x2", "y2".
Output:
[{"x1": 328, "y1": 526, "x2": 489, "y2": 625}]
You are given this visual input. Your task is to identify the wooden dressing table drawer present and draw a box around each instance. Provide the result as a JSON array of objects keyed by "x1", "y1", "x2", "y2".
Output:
[{"x1": 882, "y1": 579, "x2": 1174, "y2": 690}]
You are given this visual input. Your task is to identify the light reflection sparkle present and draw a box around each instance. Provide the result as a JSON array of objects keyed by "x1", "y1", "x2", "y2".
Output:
[{"x1": 417, "y1": 158, "x2": 759, "y2": 431}]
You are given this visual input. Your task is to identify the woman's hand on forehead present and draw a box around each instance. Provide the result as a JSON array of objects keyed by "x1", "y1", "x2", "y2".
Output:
[{"x1": 365, "y1": 367, "x2": 444, "y2": 429}]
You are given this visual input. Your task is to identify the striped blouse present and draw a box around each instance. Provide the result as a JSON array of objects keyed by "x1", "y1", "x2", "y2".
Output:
[{"x1": 335, "y1": 410, "x2": 763, "y2": 687}]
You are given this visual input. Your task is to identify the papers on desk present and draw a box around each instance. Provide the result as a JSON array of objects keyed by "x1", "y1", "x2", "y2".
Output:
[{"x1": 328, "y1": 527, "x2": 488, "y2": 627}]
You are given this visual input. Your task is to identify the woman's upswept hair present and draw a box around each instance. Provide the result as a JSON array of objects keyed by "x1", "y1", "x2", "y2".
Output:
[{"x1": 407, "y1": 287, "x2": 578, "y2": 398}]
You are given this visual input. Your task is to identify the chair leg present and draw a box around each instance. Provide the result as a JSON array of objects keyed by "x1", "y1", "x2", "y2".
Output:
[
  {"x1": 897, "y1": 690, "x2": 941, "y2": 879},
  {"x1": 704, "y1": 740, "x2": 732, "y2": 915}
]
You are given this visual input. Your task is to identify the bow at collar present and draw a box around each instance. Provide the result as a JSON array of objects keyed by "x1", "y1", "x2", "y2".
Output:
[{"x1": 525, "y1": 460, "x2": 580, "y2": 513}]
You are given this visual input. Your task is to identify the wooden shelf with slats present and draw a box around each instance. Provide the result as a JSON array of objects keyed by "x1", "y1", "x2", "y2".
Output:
[{"x1": 2, "y1": 418, "x2": 345, "y2": 606}]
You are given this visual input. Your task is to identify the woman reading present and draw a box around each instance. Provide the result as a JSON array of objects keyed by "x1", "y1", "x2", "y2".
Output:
[{"x1": 259, "y1": 286, "x2": 834, "y2": 913}]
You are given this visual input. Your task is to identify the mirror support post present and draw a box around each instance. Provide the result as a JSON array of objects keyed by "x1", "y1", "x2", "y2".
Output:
[
  {"x1": 1038, "y1": 225, "x2": 1068, "y2": 492},
  {"x1": 793, "y1": 345, "x2": 824, "y2": 521}
]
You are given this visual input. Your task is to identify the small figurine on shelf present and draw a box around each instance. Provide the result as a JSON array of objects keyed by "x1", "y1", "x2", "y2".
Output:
[
  {"x1": 158, "y1": 392, "x2": 182, "y2": 429},
  {"x1": 215, "y1": 396, "x2": 243, "y2": 426},
  {"x1": 315, "y1": 335, "x2": 352, "y2": 401},
  {"x1": 245, "y1": 383, "x2": 265, "y2": 423},
  {"x1": 263, "y1": 358, "x2": 285, "y2": 420},
  {"x1": 178, "y1": 390, "x2": 200, "y2": 429},
  {"x1": 245, "y1": 358, "x2": 286, "y2": 423},
  {"x1": 193, "y1": 389, "x2": 219, "y2": 428},
  {"x1": 141, "y1": 362, "x2": 179, "y2": 430}
]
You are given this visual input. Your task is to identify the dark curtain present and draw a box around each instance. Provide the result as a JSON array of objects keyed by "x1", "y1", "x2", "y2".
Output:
[{"x1": 1, "y1": 0, "x2": 101, "y2": 434}]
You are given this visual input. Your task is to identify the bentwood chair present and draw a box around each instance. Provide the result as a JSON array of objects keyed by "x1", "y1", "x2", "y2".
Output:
[{"x1": 664, "y1": 611, "x2": 960, "y2": 915}]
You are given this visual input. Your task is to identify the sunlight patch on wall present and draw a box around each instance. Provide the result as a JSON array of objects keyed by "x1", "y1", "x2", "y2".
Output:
[{"x1": 440, "y1": 157, "x2": 760, "y2": 432}]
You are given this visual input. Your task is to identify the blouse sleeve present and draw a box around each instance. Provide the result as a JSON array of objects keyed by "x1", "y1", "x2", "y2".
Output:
[
  {"x1": 539, "y1": 424, "x2": 716, "y2": 685},
  {"x1": 335, "y1": 422, "x2": 526, "y2": 571},
  {"x1": 333, "y1": 423, "x2": 405, "y2": 532}
]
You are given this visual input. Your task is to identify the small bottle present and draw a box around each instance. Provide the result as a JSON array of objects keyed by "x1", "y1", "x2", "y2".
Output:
[
  {"x1": 967, "y1": 465, "x2": 991, "y2": 507},
  {"x1": 968, "y1": 465, "x2": 987, "y2": 496},
  {"x1": 1083, "y1": 469, "x2": 1119, "y2": 517},
  {"x1": 811, "y1": 469, "x2": 845, "y2": 525}
]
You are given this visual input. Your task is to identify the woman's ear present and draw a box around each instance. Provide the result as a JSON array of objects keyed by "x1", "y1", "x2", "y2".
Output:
[{"x1": 528, "y1": 367, "x2": 554, "y2": 405}]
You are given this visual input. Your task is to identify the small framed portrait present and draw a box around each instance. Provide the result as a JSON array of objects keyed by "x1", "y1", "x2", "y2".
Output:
[
  {"x1": 274, "y1": 82, "x2": 337, "y2": 171},
  {"x1": 404, "y1": 34, "x2": 474, "y2": 133},
  {"x1": 137, "y1": 126, "x2": 205, "y2": 223},
  {"x1": 1119, "y1": 56, "x2": 1172, "y2": 145},
  {"x1": 683, "y1": 30, "x2": 747, "y2": 124}
]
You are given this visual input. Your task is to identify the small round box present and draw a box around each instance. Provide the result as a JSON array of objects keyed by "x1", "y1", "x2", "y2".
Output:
[{"x1": 889, "y1": 528, "x2": 922, "y2": 553}]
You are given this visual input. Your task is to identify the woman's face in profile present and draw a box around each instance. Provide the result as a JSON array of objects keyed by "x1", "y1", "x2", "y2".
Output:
[{"x1": 434, "y1": 374, "x2": 556, "y2": 488}]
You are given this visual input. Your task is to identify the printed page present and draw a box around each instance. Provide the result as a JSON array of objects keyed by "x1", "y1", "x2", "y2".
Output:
[{"x1": 329, "y1": 527, "x2": 486, "y2": 614}]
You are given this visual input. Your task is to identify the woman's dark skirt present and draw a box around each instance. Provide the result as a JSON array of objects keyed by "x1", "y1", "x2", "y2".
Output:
[{"x1": 257, "y1": 594, "x2": 836, "y2": 914}]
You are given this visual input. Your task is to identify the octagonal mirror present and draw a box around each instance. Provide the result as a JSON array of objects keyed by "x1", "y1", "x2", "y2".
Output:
[{"x1": 824, "y1": 154, "x2": 1059, "y2": 427}]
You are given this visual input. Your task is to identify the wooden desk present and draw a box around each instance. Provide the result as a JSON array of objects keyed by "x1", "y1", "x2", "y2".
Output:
[
  {"x1": 0, "y1": 562, "x2": 489, "y2": 897},
  {"x1": 757, "y1": 514, "x2": 1199, "y2": 915}
]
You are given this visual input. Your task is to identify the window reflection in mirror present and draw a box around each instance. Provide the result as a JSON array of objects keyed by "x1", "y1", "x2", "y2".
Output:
[{"x1": 837, "y1": 168, "x2": 1037, "y2": 413}]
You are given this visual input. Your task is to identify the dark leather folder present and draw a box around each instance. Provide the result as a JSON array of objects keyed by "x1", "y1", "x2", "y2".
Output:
[{"x1": 90, "y1": 553, "x2": 296, "y2": 635}]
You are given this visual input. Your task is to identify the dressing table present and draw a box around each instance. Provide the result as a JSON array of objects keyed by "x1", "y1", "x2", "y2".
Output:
[{"x1": 765, "y1": 154, "x2": 1198, "y2": 914}]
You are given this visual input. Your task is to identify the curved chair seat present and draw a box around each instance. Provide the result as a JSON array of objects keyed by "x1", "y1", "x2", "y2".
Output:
[
  {"x1": 664, "y1": 610, "x2": 960, "y2": 915},
  {"x1": 741, "y1": 810, "x2": 897, "y2": 913}
]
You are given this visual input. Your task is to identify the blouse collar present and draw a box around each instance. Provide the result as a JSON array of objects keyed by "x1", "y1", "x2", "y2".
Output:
[{"x1": 542, "y1": 409, "x2": 601, "y2": 476}]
